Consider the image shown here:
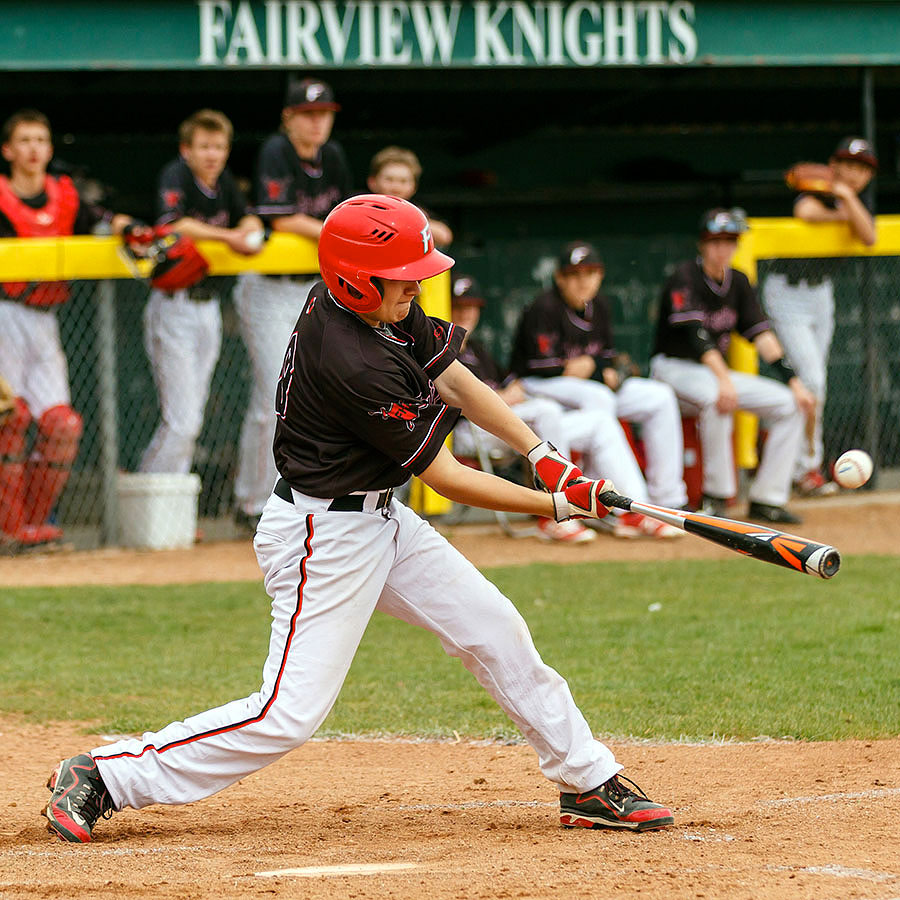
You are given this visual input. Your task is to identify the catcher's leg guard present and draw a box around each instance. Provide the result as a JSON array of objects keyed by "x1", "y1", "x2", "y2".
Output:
[
  {"x1": 0, "y1": 398, "x2": 31, "y2": 538},
  {"x1": 22, "y1": 405, "x2": 83, "y2": 529}
]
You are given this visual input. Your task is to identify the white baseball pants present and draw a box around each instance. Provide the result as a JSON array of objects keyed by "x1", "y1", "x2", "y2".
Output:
[
  {"x1": 762, "y1": 274, "x2": 835, "y2": 477},
  {"x1": 520, "y1": 375, "x2": 688, "y2": 508},
  {"x1": 93, "y1": 492, "x2": 621, "y2": 809},
  {"x1": 650, "y1": 355, "x2": 804, "y2": 506},
  {"x1": 139, "y1": 291, "x2": 222, "y2": 474},
  {"x1": 233, "y1": 273, "x2": 317, "y2": 516},
  {"x1": 0, "y1": 300, "x2": 70, "y2": 417}
]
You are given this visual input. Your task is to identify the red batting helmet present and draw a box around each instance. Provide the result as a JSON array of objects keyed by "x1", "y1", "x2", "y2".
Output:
[{"x1": 317, "y1": 194, "x2": 454, "y2": 313}]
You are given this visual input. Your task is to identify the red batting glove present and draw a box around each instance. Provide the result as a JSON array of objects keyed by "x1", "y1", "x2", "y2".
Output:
[
  {"x1": 527, "y1": 440, "x2": 583, "y2": 492},
  {"x1": 552, "y1": 479, "x2": 615, "y2": 522}
]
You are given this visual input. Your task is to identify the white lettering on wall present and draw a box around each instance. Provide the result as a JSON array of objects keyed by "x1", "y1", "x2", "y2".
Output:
[{"x1": 197, "y1": 0, "x2": 698, "y2": 67}]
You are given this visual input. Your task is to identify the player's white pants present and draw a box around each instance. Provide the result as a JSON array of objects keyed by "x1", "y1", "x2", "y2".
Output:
[
  {"x1": 93, "y1": 494, "x2": 620, "y2": 809},
  {"x1": 0, "y1": 300, "x2": 70, "y2": 417},
  {"x1": 520, "y1": 375, "x2": 688, "y2": 508},
  {"x1": 452, "y1": 396, "x2": 566, "y2": 462},
  {"x1": 139, "y1": 291, "x2": 222, "y2": 474},
  {"x1": 762, "y1": 274, "x2": 835, "y2": 477},
  {"x1": 233, "y1": 273, "x2": 317, "y2": 516},
  {"x1": 650, "y1": 355, "x2": 804, "y2": 506}
]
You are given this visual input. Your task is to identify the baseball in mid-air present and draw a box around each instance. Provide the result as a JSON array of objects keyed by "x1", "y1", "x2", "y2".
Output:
[{"x1": 833, "y1": 449, "x2": 873, "y2": 489}]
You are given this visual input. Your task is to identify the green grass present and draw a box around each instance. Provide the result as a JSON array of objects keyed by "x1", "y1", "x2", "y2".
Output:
[{"x1": 3, "y1": 557, "x2": 899, "y2": 741}]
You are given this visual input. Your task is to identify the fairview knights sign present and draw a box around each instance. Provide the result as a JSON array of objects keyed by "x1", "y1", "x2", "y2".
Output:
[
  {"x1": 3, "y1": 1, "x2": 900, "y2": 70},
  {"x1": 197, "y1": 0, "x2": 699, "y2": 67}
]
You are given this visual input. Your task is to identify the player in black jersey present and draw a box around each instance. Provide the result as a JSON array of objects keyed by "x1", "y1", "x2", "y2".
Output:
[
  {"x1": 44, "y1": 196, "x2": 674, "y2": 843},
  {"x1": 138, "y1": 109, "x2": 262, "y2": 476},
  {"x1": 651, "y1": 208, "x2": 816, "y2": 524},
  {"x1": 234, "y1": 77, "x2": 354, "y2": 533}
]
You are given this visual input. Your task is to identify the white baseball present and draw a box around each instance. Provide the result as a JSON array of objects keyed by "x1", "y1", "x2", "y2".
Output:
[
  {"x1": 244, "y1": 230, "x2": 265, "y2": 251},
  {"x1": 833, "y1": 449, "x2": 873, "y2": 489}
]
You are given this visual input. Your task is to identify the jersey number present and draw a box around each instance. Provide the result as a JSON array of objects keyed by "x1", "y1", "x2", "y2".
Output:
[{"x1": 275, "y1": 331, "x2": 299, "y2": 421}]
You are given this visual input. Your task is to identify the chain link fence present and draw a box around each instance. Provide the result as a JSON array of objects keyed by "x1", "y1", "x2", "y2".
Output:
[
  {"x1": 50, "y1": 277, "x2": 254, "y2": 550},
  {"x1": 758, "y1": 256, "x2": 900, "y2": 487}
]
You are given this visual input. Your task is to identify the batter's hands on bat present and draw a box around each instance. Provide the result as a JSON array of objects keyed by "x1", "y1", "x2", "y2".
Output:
[
  {"x1": 527, "y1": 440, "x2": 583, "y2": 492},
  {"x1": 551, "y1": 478, "x2": 615, "y2": 522}
]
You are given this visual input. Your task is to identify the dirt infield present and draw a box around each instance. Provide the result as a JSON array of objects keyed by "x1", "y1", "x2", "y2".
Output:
[
  {"x1": 3, "y1": 724, "x2": 900, "y2": 900},
  {"x1": 2, "y1": 492, "x2": 899, "y2": 899}
]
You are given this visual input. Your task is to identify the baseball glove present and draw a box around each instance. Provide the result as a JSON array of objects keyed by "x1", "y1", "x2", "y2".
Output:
[
  {"x1": 121, "y1": 224, "x2": 210, "y2": 291},
  {"x1": 610, "y1": 352, "x2": 641, "y2": 391},
  {"x1": 785, "y1": 162, "x2": 834, "y2": 195},
  {"x1": 0, "y1": 373, "x2": 16, "y2": 424}
]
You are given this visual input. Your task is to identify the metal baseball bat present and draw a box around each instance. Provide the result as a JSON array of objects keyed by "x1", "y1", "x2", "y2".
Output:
[{"x1": 597, "y1": 491, "x2": 841, "y2": 579}]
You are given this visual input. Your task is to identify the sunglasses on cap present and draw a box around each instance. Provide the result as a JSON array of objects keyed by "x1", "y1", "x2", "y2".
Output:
[{"x1": 701, "y1": 208, "x2": 748, "y2": 238}]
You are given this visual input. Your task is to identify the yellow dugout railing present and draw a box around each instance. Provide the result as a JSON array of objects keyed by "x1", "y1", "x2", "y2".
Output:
[
  {"x1": 728, "y1": 214, "x2": 900, "y2": 469},
  {"x1": 0, "y1": 233, "x2": 452, "y2": 515}
]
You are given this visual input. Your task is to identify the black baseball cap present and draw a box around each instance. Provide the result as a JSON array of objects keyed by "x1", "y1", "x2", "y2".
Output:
[
  {"x1": 451, "y1": 274, "x2": 485, "y2": 306},
  {"x1": 831, "y1": 136, "x2": 878, "y2": 170},
  {"x1": 556, "y1": 241, "x2": 603, "y2": 272},
  {"x1": 698, "y1": 207, "x2": 749, "y2": 241},
  {"x1": 284, "y1": 78, "x2": 341, "y2": 112}
]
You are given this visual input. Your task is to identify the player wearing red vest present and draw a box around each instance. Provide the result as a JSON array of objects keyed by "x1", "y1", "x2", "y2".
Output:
[{"x1": 0, "y1": 109, "x2": 133, "y2": 552}]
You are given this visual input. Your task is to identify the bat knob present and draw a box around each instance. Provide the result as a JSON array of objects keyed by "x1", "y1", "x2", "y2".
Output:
[{"x1": 806, "y1": 546, "x2": 841, "y2": 579}]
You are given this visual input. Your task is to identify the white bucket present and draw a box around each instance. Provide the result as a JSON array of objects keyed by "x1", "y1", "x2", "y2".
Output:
[{"x1": 116, "y1": 472, "x2": 201, "y2": 550}]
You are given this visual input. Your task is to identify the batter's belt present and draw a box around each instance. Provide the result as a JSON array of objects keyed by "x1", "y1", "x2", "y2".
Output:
[{"x1": 274, "y1": 477, "x2": 394, "y2": 512}]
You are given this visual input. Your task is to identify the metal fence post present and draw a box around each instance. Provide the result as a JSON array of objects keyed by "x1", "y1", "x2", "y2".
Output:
[{"x1": 95, "y1": 279, "x2": 120, "y2": 544}]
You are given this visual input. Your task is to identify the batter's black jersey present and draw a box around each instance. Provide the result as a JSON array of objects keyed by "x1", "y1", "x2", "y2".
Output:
[
  {"x1": 252, "y1": 133, "x2": 352, "y2": 222},
  {"x1": 155, "y1": 158, "x2": 251, "y2": 294},
  {"x1": 653, "y1": 259, "x2": 770, "y2": 361},
  {"x1": 509, "y1": 287, "x2": 615, "y2": 378},
  {"x1": 273, "y1": 282, "x2": 464, "y2": 496},
  {"x1": 457, "y1": 335, "x2": 504, "y2": 389}
]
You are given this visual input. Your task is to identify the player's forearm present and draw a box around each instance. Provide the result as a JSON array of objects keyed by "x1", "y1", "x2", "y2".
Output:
[
  {"x1": 840, "y1": 194, "x2": 876, "y2": 245},
  {"x1": 168, "y1": 218, "x2": 237, "y2": 242},
  {"x1": 271, "y1": 213, "x2": 323, "y2": 239},
  {"x1": 419, "y1": 447, "x2": 554, "y2": 516}
]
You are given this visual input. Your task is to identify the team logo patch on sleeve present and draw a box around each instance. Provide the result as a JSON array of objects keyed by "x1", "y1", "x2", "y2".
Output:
[
  {"x1": 369, "y1": 401, "x2": 422, "y2": 431},
  {"x1": 265, "y1": 178, "x2": 288, "y2": 201},
  {"x1": 537, "y1": 334, "x2": 554, "y2": 355},
  {"x1": 162, "y1": 189, "x2": 182, "y2": 209}
]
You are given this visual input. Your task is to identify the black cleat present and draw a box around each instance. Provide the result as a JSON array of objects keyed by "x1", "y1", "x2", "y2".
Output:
[
  {"x1": 43, "y1": 754, "x2": 114, "y2": 842},
  {"x1": 560, "y1": 774, "x2": 674, "y2": 832},
  {"x1": 747, "y1": 502, "x2": 802, "y2": 525}
]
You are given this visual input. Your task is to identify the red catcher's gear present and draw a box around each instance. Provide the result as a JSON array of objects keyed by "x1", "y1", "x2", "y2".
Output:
[
  {"x1": 0, "y1": 175, "x2": 80, "y2": 307},
  {"x1": 22, "y1": 404, "x2": 82, "y2": 530},
  {"x1": 0, "y1": 398, "x2": 31, "y2": 536},
  {"x1": 317, "y1": 194, "x2": 454, "y2": 313}
]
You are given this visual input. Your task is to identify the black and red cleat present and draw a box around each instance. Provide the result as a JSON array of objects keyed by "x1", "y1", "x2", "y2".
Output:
[
  {"x1": 43, "y1": 754, "x2": 114, "y2": 842},
  {"x1": 560, "y1": 773, "x2": 674, "y2": 832}
]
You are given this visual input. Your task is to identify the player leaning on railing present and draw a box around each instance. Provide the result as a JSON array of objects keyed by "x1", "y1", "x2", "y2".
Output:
[{"x1": 0, "y1": 109, "x2": 137, "y2": 553}]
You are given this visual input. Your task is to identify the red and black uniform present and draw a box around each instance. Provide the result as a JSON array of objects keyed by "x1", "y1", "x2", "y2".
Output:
[
  {"x1": 457, "y1": 335, "x2": 505, "y2": 389},
  {"x1": 653, "y1": 258, "x2": 770, "y2": 361},
  {"x1": 509, "y1": 286, "x2": 616, "y2": 379},
  {"x1": 252, "y1": 133, "x2": 352, "y2": 223},
  {"x1": 0, "y1": 174, "x2": 103, "y2": 306},
  {"x1": 155, "y1": 157, "x2": 251, "y2": 297},
  {"x1": 274, "y1": 282, "x2": 463, "y2": 497}
]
